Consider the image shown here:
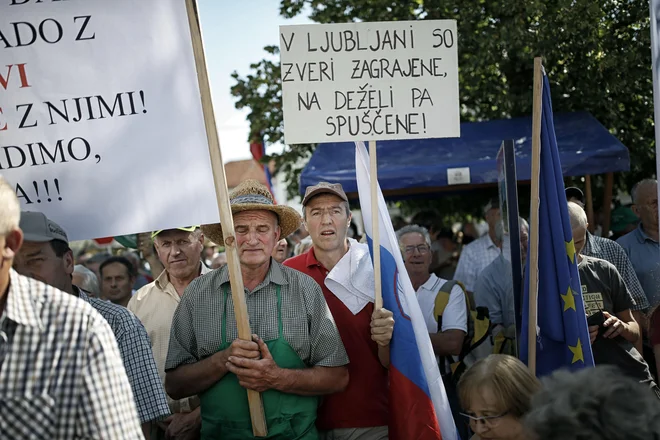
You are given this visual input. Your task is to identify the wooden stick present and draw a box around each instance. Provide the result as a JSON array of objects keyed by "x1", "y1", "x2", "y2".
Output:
[
  {"x1": 602, "y1": 172, "x2": 614, "y2": 237},
  {"x1": 585, "y1": 175, "x2": 595, "y2": 234},
  {"x1": 369, "y1": 140, "x2": 383, "y2": 310},
  {"x1": 185, "y1": 0, "x2": 267, "y2": 436},
  {"x1": 527, "y1": 57, "x2": 544, "y2": 376}
]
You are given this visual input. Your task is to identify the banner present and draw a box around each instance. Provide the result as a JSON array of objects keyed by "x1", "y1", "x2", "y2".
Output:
[
  {"x1": 0, "y1": 0, "x2": 219, "y2": 240},
  {"x1": 280, "y1": 20, "x2": 460, "y2": 144}
]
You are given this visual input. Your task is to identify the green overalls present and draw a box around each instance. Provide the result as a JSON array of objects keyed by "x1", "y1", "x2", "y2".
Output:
[{"x1": 199, "y1": 285, "x2": 319, "y2": 439}]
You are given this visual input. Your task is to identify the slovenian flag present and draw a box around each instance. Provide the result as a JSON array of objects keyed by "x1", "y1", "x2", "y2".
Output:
[{"x1": 355, "y1": 141, "x2": 458, "y2": 440}]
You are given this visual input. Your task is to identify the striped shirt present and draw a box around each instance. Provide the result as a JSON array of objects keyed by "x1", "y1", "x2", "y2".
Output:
[
  {"x1": 0, "y1": 270, "x2": 142, "y2": 439},
  {"x1": 78, "y1": 288, "x2": 171, "y2": 423},
  {"x1": 454, "y1": 234, "x2": 501, "y2": 292},
  {"x1": 166, "y1": 260, "x2": 348, "y2": 371}
]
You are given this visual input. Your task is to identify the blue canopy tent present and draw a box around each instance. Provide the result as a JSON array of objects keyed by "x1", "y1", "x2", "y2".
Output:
[{"x1": 300, "y1": 112, "x2": 630, "y2": 199}]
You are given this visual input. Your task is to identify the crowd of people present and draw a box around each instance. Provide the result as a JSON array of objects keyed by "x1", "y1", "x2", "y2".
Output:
[{"x1": 1, "y1": 174, "x2": 659, "y2": 440}]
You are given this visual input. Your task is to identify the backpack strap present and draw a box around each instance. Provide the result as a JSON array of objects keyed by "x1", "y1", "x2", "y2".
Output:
[{"x1": 433, "y1": 280, "x2": 455, "y2": 321}]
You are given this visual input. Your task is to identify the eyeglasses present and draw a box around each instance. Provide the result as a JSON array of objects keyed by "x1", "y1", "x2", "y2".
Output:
[
  {"x1": 403, "y1": 245, "x2": 430, "y2": 255},
  {"x1": 460, "y1": 411, "x2": 509, "y2": 428}
]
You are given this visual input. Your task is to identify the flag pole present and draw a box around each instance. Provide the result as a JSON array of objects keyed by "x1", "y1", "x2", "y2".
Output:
[
  {"x1": 528, "y1": 57, "x2": 544, "y2": 375},
  {"x1": 650, "y1": 0, "x2": 660, "y2": 241},
  {"x1": 369, "y1": 140, "x2": 383, "y2": 310},
  {"x1": 185, "y1": 0, "x2": 267, "y2": 435}
]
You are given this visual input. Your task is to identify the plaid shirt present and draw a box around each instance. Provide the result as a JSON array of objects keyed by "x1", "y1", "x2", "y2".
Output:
[
  {"x1": 166, "y1": 260, "x2": 348, "y2": 372},
  {"x1": 0, "y1": 270, "x2": 142, "y2": 439},
  {"x1": 78, "y1": 289, "x2": 171, "y2": 423},
  {"x1": 454, "y1": 234, "x2": 501, "y2": 292},
  {"x1": 583, "y1": 232, "x2": 650, "y2": 311}
]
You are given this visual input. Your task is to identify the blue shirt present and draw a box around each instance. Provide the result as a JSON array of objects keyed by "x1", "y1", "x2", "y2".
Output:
[
  {"x1": 617, "y1": 224, "x2": 660, "y2": 307},
  {"x1": 473, "y1": 254, "x2": 516, "y2": 328}
]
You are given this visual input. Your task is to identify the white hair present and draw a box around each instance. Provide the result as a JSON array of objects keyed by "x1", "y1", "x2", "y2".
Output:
[
  {"x1": 631, "y1": 179, "x2": 658, "y2": 204},
  {"x1": 396, "y1": 224, "x2": 432, "y2": 247},
  {"x1": 567, "y1": 201, "x2": 588, "y2": 230},
  {"x1": 0, "y1": 176, "x2": 20, "y2": 237},
  {"x1": 73, "y1": 264, "x2": 100, "y2": 297},
  {"x1": 495, "y1": 217, "x2": 530, "y2": 242}
]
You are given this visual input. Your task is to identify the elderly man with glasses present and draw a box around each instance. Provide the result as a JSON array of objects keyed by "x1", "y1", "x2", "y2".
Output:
[{"x1": 397, "y1": 224, "x2": 469, "y2": 439}]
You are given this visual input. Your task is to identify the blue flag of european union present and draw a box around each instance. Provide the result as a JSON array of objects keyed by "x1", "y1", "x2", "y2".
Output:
[{"x1": 520, "y1": 71, "x2": 595, "y2": 376}]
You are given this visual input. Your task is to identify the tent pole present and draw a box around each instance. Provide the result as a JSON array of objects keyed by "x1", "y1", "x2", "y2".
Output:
[
  {"x1": 602, "y1": 172, "x2": 614, "y2": 237},
  {"x1": 585, "y1": 175, "x2": 595, "y2": 234}
]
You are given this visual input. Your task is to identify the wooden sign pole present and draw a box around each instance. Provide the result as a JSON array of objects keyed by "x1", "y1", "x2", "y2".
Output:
[
  {"x1": 185, "y1": 0, "x2": 267, "y2": 436},
  {"x1": 527, "y1": 57, "x2": 544, "y2": 376},
  {"x1": 369, "y1": 140, "x2": 383, "y2": 310}
]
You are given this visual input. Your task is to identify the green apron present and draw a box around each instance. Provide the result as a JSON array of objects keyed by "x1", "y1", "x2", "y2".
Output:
[{"x1": 199, "y1": 285, "x2": 319, "y2": 440}]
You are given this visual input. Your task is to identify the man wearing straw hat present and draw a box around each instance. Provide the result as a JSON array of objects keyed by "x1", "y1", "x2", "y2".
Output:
[{"x1": 165, "y1": 180, "x2": 349, "y2": 440}]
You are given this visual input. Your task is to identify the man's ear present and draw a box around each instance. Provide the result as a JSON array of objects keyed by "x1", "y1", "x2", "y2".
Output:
[
  {"x1": 63, "y1": 249, "x2": 74, "y2": 276},
  {"x1": 4, "y1": 229, "x2": 23, "y2": 261},
  {"x1": 632, "y1": 205, "x2": 641, "y2": 218}
]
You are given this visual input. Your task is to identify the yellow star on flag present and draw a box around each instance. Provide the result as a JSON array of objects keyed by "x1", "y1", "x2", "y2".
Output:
[
  {"x1": 566, "y1": 239, "x2": 576, "y2": 264},
  {"x1": 569, "y1": 338, "x2": 584, "y2": 364},
  {"x1": 561, "y1": 286, "x2": 576, "y2": 312}
]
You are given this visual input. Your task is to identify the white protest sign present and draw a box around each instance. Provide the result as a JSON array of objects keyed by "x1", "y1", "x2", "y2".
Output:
[
  {"x1": 279, "y1": 20, "x2": 459, "y2": 144},
  {"x1": 0, "y1": 0, "x2": 220, "y2": 241}
]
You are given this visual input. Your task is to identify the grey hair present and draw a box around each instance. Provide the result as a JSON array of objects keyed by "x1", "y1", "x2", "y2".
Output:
[
  {"x1": 0, "y1": 176, "x2": 20, "y2": 237},
  {"x1": 524, "y1": 366, "x2": 660, "y2": 440},
  {"x1": 495, "y1": 217, "x2": 530, "y2": 242},
  {"x1": 73, "y1": 264, "x2": 100, "y2": 297},
  {"x1": 631, "y1": 179, "x2": 658, "y2": 204},
  {"x1": 396, "y1": 224, "x2": 432, "y2": 247},
  {"x1": 567, "y1": 201, "x2": 588, "y2": 231}
]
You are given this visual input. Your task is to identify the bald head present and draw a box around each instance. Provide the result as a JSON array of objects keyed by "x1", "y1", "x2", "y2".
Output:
[
  {"x1": 631, "y1": 179, "x2": 657, "y2": 205},
  {"x1": 567, "y1": 201, "x2": 588, "y2": 231},
  {"x1": 0, "y1": 176, "x2": 23, "y2": 288},
  {"x1": 568, "y1": 201, "x2": 588, "y2": 256},
  {"x1": 0, "y1": 177, "x2": 20, "y2": 238},
  {"x1": 631, "y1": 179, "x2": 659, "y2": 235}
]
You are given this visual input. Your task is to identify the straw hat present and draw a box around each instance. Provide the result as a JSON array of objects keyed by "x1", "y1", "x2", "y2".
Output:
[{"x1": 201, "y1": 179, "x2": 302, "y2": 245}]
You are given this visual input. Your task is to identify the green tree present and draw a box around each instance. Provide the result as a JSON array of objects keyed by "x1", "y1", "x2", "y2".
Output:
[{"x1": 232, "y1": 0, "x2": 654, "y2": 212}]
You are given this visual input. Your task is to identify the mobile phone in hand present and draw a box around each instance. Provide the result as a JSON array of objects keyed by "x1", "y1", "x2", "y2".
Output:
[{"x1": 587, "y1": 311, "x2": 606, "y2": 337}]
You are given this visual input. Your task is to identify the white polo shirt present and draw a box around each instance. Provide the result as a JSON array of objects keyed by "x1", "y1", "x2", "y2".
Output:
[
  {"x1": 416, "y1": 274, "x2": 468, "y2": 335},
  {"x1": 416, "y1": 274, "x2": 468, "y2": 370}
]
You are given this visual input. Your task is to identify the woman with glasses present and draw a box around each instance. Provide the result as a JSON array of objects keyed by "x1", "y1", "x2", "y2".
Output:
[{"x1": 458, "y1": 354, "x2": 541, "y2": 440}]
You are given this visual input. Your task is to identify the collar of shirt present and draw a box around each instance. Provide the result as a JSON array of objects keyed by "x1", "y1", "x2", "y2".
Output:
[
  {"x1": 305, "y1": 246, "x2": 323, "y2": 269},
  {"x1": 154, "y1": 263, "x2": 211, "y2": 292},
  {"x1": 584, "y1": 231, "x2": 597, "y2": 254},
  {"x1": 418, "y1": 273, "x2": 440, "y2": 294},
  {"x1": 75, "y1": 286, "x2": 92, "y2": 303},
  {"x1": 5, "y1": 269, "x2": 42, "y2": 329},
  {"x1": 483, "y1": 233, "x2": 498, "y2": 250},
  {"x1": 635, "y1": 223, "x2": 658, "y2": 244},
  {"x1": 217, "y1": 258, "x2": 288, "y2": 293}
]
